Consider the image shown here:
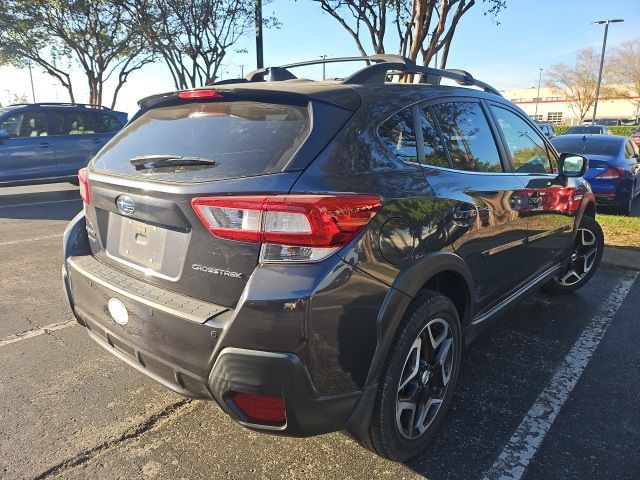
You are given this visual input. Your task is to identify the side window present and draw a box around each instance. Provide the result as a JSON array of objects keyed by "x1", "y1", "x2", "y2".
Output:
[
  {"x1": 418, "y1": 107, "x2": 449, "y2": 167},
  {"x1": 0, "y1": 113, "x2": 23, "y2": 137},
  {"x1": 431, "y1": 101, "x2": 502, "y2": 173},
  {"x1": 378, "y1": 107, "x2": 418, "y2": 163},
  {"x1": 1, "y1": 112, "x2": 50, "y2": 138},
  {"x1": 491, "y1": 106, "x2": 555, "y2": 174},
  {"x1": 624, "y1": 141, "x2": 636, "y2": 159},
  {"x1": 93, "y1": 113, "x2": 123, "y2": 133},
  {"x1": 62, "y1": 111, "x2": 96, "y2": 135}
]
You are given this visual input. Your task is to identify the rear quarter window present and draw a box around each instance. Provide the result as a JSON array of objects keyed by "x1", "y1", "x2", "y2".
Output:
[{"x1": 92, "y1": 101, "x2": 310, "y2": 182}]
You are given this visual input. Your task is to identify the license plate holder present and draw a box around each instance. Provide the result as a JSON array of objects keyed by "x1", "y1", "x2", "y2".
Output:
[{"x1": 117, "y1": 217, "x2": 167, "y2": 270}]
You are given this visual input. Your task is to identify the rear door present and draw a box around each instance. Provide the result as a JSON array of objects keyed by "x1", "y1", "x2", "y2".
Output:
[
  {"x1": 488, "y1": 103, "x2": 574, "y2": 278},
  {"x1": 85, "y1": 98, "x2": 314, "y2": 307},
  {"x1": 52, "y1": 109, "x2": 105, "y2": 176},
  {"x1": 417, "y1": 98, "x2": 530, "y2": 312},
  {"x1": 0, "y1": 110, "x2": 57, "y2": 183}
]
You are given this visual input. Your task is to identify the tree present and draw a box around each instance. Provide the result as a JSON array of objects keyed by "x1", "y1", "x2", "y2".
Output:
[
  {"x1": 609, "y1": 38, "x2": 640, "y2": 105},
  {"x1": 0, "y1": 0, "x2": 154, "y2": 107},
  {"x1": 544, "y1": 47, "x2": 613, "y2": 123},
  {"x1": 37, "y1": 0, "x2": 155, "y2": 107},
  {"x1": 311, "y1": 0, "x2": 505, "y2": 69},
  {"x1": 0, "y1": 0, "x2": 77, "y2": 102},
  {"x1": 124, "y1": 0, "x2": 273, "y2": 89}
]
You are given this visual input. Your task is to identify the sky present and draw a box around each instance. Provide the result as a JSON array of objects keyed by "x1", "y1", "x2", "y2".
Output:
[{"x1": 1, "y1": 0, "x2": 638, "y2": 116}]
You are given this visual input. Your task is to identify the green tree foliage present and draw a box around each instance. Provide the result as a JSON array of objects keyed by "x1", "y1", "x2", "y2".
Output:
[
  {"x1": 122, "y1": 0, "x2": 277, "y2": 88},
  {"x1": 0, "y1": 0, "x2": 77, "y2": 102},
  {"x1": 0, "y1": 0, "x2": 154, "y2": 108}
]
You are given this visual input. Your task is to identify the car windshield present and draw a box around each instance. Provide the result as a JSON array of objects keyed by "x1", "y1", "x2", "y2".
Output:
[{"x1": 551, "y1": 137, "x2": 621, "y2": 156}]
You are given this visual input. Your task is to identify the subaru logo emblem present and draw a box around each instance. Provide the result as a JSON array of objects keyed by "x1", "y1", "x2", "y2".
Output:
[{"x1": 116, "y1": 195, "x2": 135, "y2": 215}]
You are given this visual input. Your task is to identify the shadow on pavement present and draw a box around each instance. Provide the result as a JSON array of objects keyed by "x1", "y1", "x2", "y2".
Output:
[
  {"x1": 0, "y1": 183, "x2": 82, "y2": 221},
  {"x1": 401, "y1": 267, "x2": 622, "y2": 479}
]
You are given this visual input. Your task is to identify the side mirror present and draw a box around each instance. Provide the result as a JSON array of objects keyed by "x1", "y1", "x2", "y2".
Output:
[
  {"x1": 0, "y1": 129, "x2": 9, "y2": 143},
  {"x1": 559, "y1": 153, "x2": 588, "y2": 178}
]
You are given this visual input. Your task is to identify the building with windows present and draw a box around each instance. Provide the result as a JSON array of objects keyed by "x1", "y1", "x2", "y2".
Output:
[{"x1": 500, "y1": 86, "x2": 640, "y2": 125}]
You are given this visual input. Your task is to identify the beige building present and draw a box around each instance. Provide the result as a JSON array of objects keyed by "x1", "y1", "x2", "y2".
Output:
[{"x1": 500, "y1": 86, "x2": 640, "y2": 125}]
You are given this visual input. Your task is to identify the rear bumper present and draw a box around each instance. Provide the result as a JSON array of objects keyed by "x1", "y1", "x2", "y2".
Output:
[{"x1": 62, "y1": 212, "x2": 387, "y2": 436}]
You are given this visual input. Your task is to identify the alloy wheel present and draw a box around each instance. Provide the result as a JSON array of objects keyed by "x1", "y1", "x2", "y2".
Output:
[
  {"x1": 396, "y1": 318, "x2": 454, "y2": 439},
  {"x1": 556, "y1": 227, "x2": 598, "y2": 286}
]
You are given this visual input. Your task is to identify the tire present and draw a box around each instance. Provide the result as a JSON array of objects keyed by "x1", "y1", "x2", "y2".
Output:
[
  {"x1": 542, "y1": 215, "x2": 604, "y2": 294},
  {"x1": 363, "y1": 291, "x2": 462, "y2": 461},
  {"x1": 617, "y1": 193, "x2": 633, "y2": 216}
]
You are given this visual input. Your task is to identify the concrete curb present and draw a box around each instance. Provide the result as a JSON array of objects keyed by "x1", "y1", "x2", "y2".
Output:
[{"x1": 602, "y1": 246, "x2": 640, "y2": 270}]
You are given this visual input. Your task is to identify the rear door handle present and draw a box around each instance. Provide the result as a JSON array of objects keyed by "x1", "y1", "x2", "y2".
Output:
[
  {"x1": 91, "y1": 138, "x2": 104, "y2": 144},
  {"x1": 39, "y1": 142, "x2": 52, "y2": 148}
]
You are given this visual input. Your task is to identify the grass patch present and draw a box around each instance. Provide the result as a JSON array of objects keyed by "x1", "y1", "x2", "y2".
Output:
[{"x1": 596, "y1": 213, "x2": 640, "y2": 249}]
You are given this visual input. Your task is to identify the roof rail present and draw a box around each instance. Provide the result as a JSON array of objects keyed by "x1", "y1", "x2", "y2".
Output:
[
  {"x1": 9, "y1": 102, "x2": 114, "y2": 110},
  {"x1": 219, "y1": 55, "x2": 501, "y2": 97}
]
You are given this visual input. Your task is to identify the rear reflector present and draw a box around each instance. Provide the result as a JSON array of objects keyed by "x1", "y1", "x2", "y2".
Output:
[
  {"x1": 191, "y1": 194, "x2": 383, "y2": 262},
  {"x1": 595, "y1": 167, "x2": 624, "y2": 180},
  {"x1": 232, "y1": 392, "x2": 286, "y2": 424},
  {"x1": 78, "y1": 167, "x2": 90, "y2": 205},
  {"x1": 177, "y1": 89, "x2": 223, "y2": 100}
]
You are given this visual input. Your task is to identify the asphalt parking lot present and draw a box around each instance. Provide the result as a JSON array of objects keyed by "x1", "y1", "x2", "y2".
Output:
[{"x1": 1, "y1": 183, "x2": 639, "y2": 480}]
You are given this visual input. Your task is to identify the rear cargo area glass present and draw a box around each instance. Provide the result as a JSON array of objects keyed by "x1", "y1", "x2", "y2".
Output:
[{"x1": 92, "y1": 101, "x2": 309, "y2": 182}]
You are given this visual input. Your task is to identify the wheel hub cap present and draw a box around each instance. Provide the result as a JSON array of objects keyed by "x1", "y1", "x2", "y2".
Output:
[
  {"x1": 395, "y1": 318, "x2": 454, "y2": 439},
  {"x1": 555, "y1": 227, "x2": 598, "y2": 287}
]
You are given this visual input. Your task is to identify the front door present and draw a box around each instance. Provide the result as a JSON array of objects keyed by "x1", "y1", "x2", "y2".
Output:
[
  {"x1": 0, "y1": 110, "x2": 57, "y2": 184},
  {"x1": 419, "y1": 99, "x2": 530, "y2": 313},
  {"x1": 488, "y1": 103, "x2": 575, "y2": 279}
]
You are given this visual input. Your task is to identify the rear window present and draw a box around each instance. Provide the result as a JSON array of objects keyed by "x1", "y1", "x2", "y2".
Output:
[
  {"x1": 92, "y1": 101, "x2": 310, "y2": 182},
  {"x1": 551, "y1": 137, "x2": 622, "y2": 157},
  {"x1": 566, "y1": 126, "x2": 602, "y2": 134}
]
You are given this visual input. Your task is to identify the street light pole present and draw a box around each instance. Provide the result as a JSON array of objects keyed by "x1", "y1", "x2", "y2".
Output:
[
  {"x1": 28, "y1": 63, "x2": 36, "y2": 103},
  {"x1": 319, "y1": 54, "x2": 327, "y2": 80},
  {"x1": 535, "y1": 68, "x2": 543, "y2": 120},
  {"x1": 254, "y1": 0, "x2": 264, "y2": 69},
  {"x1": 591, "y1": 18, "x2": 624, "y2": 122}
]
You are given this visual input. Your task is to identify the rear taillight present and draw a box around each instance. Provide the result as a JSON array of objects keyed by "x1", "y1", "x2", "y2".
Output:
[
  {"x1": 78, "y1": 167, "x2": 90, "y2": 205},
  {"x1": 177, "y1": 89, "x2": 223, "y2": 100},
  {"x1": 232, "y1": 392, "x2": 286, "y2": 424},
  {"x1": 191, "y1": 194, "x2": 383, "y2": 263},
  {"x1": 595, "y1": 167, "x2": 624, "y2": 180}
]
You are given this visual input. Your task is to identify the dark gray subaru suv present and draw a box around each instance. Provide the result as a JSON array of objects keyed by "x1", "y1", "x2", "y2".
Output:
[{"x1": 62, "y1": 55, "x2": 602, "y2": 461}]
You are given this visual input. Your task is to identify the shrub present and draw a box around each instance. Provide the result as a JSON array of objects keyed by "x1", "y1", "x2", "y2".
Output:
[{"x1": 554, "y1": 125, "x2": 635, "y2": 136}]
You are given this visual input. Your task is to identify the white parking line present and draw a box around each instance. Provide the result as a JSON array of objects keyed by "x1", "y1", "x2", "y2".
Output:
[
  {"x1": 0, "y1": 198, "x2": 80, "y2": 209},
  {"x1": 0, "y1": 233, "x2": 63, "y2": 247},
  {"x1": 0, "y1": 320, "x2": 77, "y2": 347},
  {"x1": 482, "y1": 271, "x2": 638, "y2": 480}
]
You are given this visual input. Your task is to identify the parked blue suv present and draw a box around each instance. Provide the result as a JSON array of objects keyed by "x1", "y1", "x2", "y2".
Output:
[{"x1": 0, "y1": 103, "x2": 127, "y2": 186}]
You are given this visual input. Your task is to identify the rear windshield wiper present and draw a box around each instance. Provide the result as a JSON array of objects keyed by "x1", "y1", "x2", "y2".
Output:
[{"x1": 130, "y1": 155, "x2": 218, "y2": 170}]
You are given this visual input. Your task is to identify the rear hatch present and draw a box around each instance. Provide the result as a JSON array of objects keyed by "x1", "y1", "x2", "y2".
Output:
[{"x1": 83, "y1": 88, "x2": 356, "y2": 308}]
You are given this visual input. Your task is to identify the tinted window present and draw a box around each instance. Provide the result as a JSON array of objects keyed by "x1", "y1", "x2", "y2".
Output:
[
  {"x1": 55, "y1": 111, "x2": 96, "y2": 135},
  {"x1": 551, "y1": 137, "x2": 622, "y2": 157},
  {"x1": 93, "y1": 113, "x2": 123, "y2": 133},
  {"x1": 566, "y1": 126, "x2": 603, "y2": 135},
  {"x1": 624, "y1": 141, "x2": 636, "y2": 159},
  {"x1": 418, "y1": 107, "x2": 448, "y2": 167},
  {"x1": 431, "y1": 101, "x2": 502, "y2": 172},
  {"x1": 92, "y1": 101, "x2": 310, "y2": 183},
  {"x1": 491, "y1": 106, "x2": 555, "y2": 174},
  {"x1": 0, "y1": 112, "x2": 49, "y2": 137},
  {"x1": 378, "y1": 107, "x2": 418, "y2": 163}
]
